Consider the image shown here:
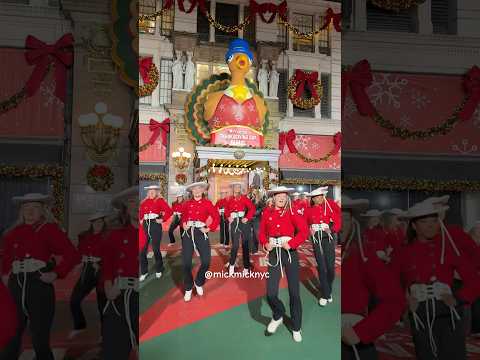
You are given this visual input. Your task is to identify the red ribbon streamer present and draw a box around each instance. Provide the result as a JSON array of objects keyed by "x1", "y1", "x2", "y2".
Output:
[
  {"x1": 24, "y1": 33, "x2": 74, "y2": 102},
  {"x1": 249, "y1": 0, "x2": 288, "y2": 24},
  {"x1": 139, "y1": 57, "x2": 153, "y2": 84},
  {"x1": 177, "y1": 0, "x2": 207, "y2": 14},
  {"x1": 148, "y1": 118, "x2": 170, "y2": 146},
  {"x1": 458, "y1": 65, "x2": 480, "y2": 121},
  {"x1": 331, "y1": 132, "x2": 342, "y2": 155},
  {"x1": 294, "y1": 70, "x2": 319, "y2": 100},
  {"x1": 279, "y1": 129, "x2": 298, "y2": 153},
  {"x1": 342, "y1": 60, "x2": 376, "y2": 116},
  {"x1": 322, "y1": 8, "x2": 342, "y2": 32}
]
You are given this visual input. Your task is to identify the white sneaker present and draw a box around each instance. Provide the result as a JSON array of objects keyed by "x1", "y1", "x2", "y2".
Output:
[
  {"x1": 155, "y1": 272, "x2": 162, "y2": 279},
  {"x1": 139, "y1": 274, "x2": 148, "y2": 282},
  {"x1": 243, "y1": 268, "x2": 249, "y2": 276},
  {"x1": 293, "y1": 330, "x2": 302, "y2": 342},
  {"x1": 328, "y1": 296, "x2": 333, "y2": 303},
  {"x1": 266, "y1": 317, "x2": 283, "y2": 334},
  {"x1": 229, "y1": 265, "x2": 235, "y2": 277},
  {"x1": 318, "y1": 298, "x2": 328, "y2": 306},
  {"x1": 184, "y1": 290, "x2": 192, "y2": 302},
  {"x1": 194, "y1": 283, "x2": 204, "y2": 296}
]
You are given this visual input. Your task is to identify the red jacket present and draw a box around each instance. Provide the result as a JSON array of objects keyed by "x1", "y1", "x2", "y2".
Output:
[
  {"x1": 342, "y1": 248, "x2": 405, "y2": 344},
  {"x1": 363, "y1": 227, "x2": 388, "y2": 253},
  {"x1": 391, "y1": 235, "x2": 480, "y2": 304},
  {"x1": 215, "y1": 198, "x2": 229, "y2": 210},
  {"x1": 259, "y1": 207, "x2": 308, "y2": 249},
  {"x1": 139, "y1": 197, "x2": 173, "y2": 221},
  {"x1": 224, "y1": 195, "x2": 256, "y2": 221},
  {"x1": 1, "y1": 223, "x2": 79, "y2": 279},
  {"x1": 101, "y1": 224, "x2": 138, "y2": 282},
  {"x1": 0, "y1": 281, "x2": 17, "y2": 349},
  {"x1": 305, "y1": 199, "x2": 341, "y2": 233},
  {"x1": 180, "y1": 198, "x2": 220, "y2": 231},
  {"x1": 77, "y1": 232, "x2": 106, "y2": 258},
  {"x1": 171, "y1": 200, "x2": 185, "y2": 214}
]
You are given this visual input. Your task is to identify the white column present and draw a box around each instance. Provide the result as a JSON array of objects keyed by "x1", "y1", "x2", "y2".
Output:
[
  {"x1": 287, "y1": 64, "x2": 294, "y2": 117},
  {"x1": 333, "y1": 185, "x2": 341, "y2": 202},
  {"x1": 239, "y1": 4, "x2": 245, "y2": 39},
  {"x1": 353, "y1": 0, "x2": 367, "y2": 32},
  {"x1": 209, "y1": 0, "x2": 216, "y2": 42},
  {"x1": 314, "y1": 13, "x2": 320, "y2": 54},
  {"x1": 417, "y1": 0, "x2": 433, "y2": 34},
  {"x1": 288, "y1": 9, "x2": 293, "y2": 51}
]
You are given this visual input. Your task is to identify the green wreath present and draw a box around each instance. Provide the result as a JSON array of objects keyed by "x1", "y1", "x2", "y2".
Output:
[{"x1": 87, "y1": 164, "x2": 114, "y2": 192}]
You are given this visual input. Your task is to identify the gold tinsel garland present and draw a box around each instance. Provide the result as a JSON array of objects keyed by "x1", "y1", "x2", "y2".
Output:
[
  {"x1": 370, "y1": 98, "x2": 466, "y2": 140},
  {"x1": 343, "y1": 176, "x2": 480, "y2": 192},
  {"x1": 280, "y1": 178, "x2": 339, "y2": 186},
  {"x1": 287, "y1": 74, "x2": 322, "y2": 110},
  {"x1": 137, "y1": 62, "x2": 159, "y2": 97},
  {"x1": 0, "y1": 164, "x2": 64, "y2": 221},
  {"x1": 370, "y1": 0, "x2": 426, "y2": 12},
  {"x1": 139, "y1": 172, "x2": 168, "y2": 196}
]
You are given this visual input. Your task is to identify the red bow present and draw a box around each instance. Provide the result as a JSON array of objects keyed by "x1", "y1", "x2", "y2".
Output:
[
  {"x1": 458, "y1": 65, "x2": 480, "y2": 121},
  {"x1": 249, "y1": 0, "x2": 287, "y2": 24},
  {"x1": 342, "y1": 60, "x2": 376, "y2": 116},
  {"x1": 323, "y1": 8, "x2": 342, "y2": 32},
  {"x1": 279, "y1": 129, "x2": 298, "y2": 153},
  {"x1": 148, "y1": 118, "x2": 170, "y2": 146},
  {"x1": 24, "y1": 33, "x2": 74, "y2": 102},
  {"x1": 177, "y1": 0, "x2": 206, "y2": 14},
  {"x1": 332, "y1": 132, "x2": 342, "y2": 155},
  {"x1": 139, "y1": 57, "x2": 153, "y2": 84},
  {"x1": 163, "y1": 0, "x2": 174, "y2": 10},
  {"x1": 294, "y1": 70, "x2": 319, "y2": 100}
]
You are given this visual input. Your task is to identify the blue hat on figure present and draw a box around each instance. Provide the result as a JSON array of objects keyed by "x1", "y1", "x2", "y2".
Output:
[{"x1": 225, "y1": 38, "x2": 254, "y2": 64}]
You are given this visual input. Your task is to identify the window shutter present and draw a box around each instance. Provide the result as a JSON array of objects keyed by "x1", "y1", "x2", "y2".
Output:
[
  {"x1": 278, "y1": 71, "x2": 288, "y2": 114},
  {"x1": 321, "y1": 73, "x2": 331, "y2": 119},
  {"x1": 367, "y1": 3, "x2": 415, "y2": 32},
  {"x1": 432, "y1": 0, "x2": 454, "y2": 34}
]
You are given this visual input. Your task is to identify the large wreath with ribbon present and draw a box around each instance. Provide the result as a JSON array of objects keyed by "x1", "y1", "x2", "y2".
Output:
[
  {"x1": 87, "y1": 164, "x2": 114, "y2": 192},
  {"x1": 287, "y1": 70, "x2": 322, "y2": 110},
  {"x1": 343, "y1": 60, "x2": 480, "y2": 140},
  {"x1": 138, "y1": 57, "x2": 159, "y2": 97}
]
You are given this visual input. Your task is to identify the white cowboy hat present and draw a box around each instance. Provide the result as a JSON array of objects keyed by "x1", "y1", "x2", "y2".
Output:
[
  {"x1": 87, "y1": 211, "x2": 109, "y2": 222},
  {"x1": 402, "y1": 202, "x2": 449, "y2": 219},
  {"x1": 309, "y1": 186, "x2": 329, "y2": 197},
  {"x1": 229, "y1": 182, "x2": 245, "y2": 188},
  {"x1": 422, "y1": 195, "x2": 450, "y2": 206},
  {"x1": 12, "y1": 193, "x2": 52, "y2": 205},
  {"x1": 341, "y1": 196, "x2": 369, "y2": 211},
  {"x1": 144, "y1": 185, "x2": 161, "y2": 190},
  {"x1": 360, "y1": 209, "x2": 383, "y2": 217},
  {"x1": 303, "y1": 192, "x2": 311, "y2": 196},
  {"x1": 292, "y1": 192, "x2": 301, "y2": 196},
  {"x1": 383, "y1": 208, "x2": 405, "y2": 216},
  {"x1": 186, "y1": 181, "x2": 209, "y2": 191},
  {"x1": 267, "y1": 186, "x2": 295, "y2": 195},
  {"x1": 111, "y1": 186, "x2": 138, "y2": 209}
]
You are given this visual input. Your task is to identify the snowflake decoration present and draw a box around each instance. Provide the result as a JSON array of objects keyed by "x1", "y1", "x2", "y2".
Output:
[
  {"x1": 40, "y1": 80, "x2": 64, "y2": 108},
  {"x1": 451, "y1": 139, "x2": 478, "y2": 155},
  {"x1": 473, "y1": 106, "x2": 480, "y2": 129},
  {"x1": 211, "y1": 116, "x2": 221, "y2": 128},
  {"x1": 232, "y1": 104, "x2": 243, "y2": 121},
  {"x1": 367, "y1": 73, "x2": 408, "y2": 109},
  {"x1": 294, "y1": 135, "x2": 309, "y2": 150},
  {"x1": 343, "y1": 95, "x2": 357, "y2": 120},
  {"x1": 410, "y1": 89, "x2": 431, "y2": 109},
  {"x1": 399, "y1": 114, "x2": 413, "y2": 128},
  {"x1": 247, "y1": 102, "x2": 256, "y2": 112}
]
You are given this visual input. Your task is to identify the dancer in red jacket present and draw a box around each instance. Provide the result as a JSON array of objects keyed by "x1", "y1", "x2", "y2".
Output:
[{"x1": 259, "y1": 186, "x2": 308, "y2": 343}]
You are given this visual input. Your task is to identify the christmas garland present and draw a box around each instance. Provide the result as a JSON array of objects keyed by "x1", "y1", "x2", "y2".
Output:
[
  {"x1": 280, "y1": 178, "x2": 339, "y2": 186},
  {"x1": 287, "y1": 70, "x2": 322, "y2": 110},
  {"x1": 138, "y1": 58, "x2": 159, "y2": 97},
  {"x1": 139, "y1": 172, "x2": 168, "y2": 197},
  {"x1": 0, "y1": 164, "x2": 64, "y2": 222},
  {"x1": 86, "y1": 165, "x2": 114, "y2": 192},
  {"x1": 369, "y1": 0, "x2": 426, "y2": 12},
  {"x1": 343, "y1": 176, "x2": 480, "y2": 192},
  {"x1": 138, "y1": 1, "x2": 341, "y2": 38}
]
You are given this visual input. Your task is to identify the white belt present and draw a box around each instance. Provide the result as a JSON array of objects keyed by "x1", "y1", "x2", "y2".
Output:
[
  {"x1": 12, "y1": 259, "x2": 46, "y2": 274},
  {"x1": 219, "y1": 208, "x2": 225, "y2": 214},
  {"x1": 231, "y1": 211, "x2": 245, "y2": 219},
  {"x1": 186, "y1": 221, "x2": 206, "y2": 228},
  {"x1": 182, "y1": 221, "x2": 208, "y2": 254},
  {"x1": 311, "y1": 223, "x2": 333, "y2": 248},
  {"x1": 144, "y1": 213, "x2": 159, "y2": 220},
  {"x1": 409, "y1": 282, "x2": 460, "y2": 358},
  {"x1": 265, "y1": 236, "x2": 292, "y2": 278},
  {"x1": 82, "y1": 255, "x2": 101, "y2": 263},
  {"x1": 342, "y1": 314, "x2": 365, "y2": 360},
  {"x1": 311, "y1": 223, "x2": 330, "y2": 232},
  {"x1": 174, "y1": 212, "x2": 182, "y2": 217}
]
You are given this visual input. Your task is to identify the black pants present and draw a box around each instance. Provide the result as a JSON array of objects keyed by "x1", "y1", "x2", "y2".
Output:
[
  {"x1": 70, "y1": 262, "x2": 103, "y2": 330},
  {"x1": 141, "y1": 220, "x2": 163, "y2": 275},
  {"x1": 219, "y1": 214, "x2": 230, "y2": 246},
  {"x1": 250, "y1": 217, "x2": 260, "y2": 253},
  {"x1": 342, "y1": 342, "x2": 378, "y2": 360},
  {"x1": 181, "y1": 228, "x2": 211, "y2": 291},
  {"x1": 229, "y1": 219, "x2": 251, "y2": 269},
  {"x1": 409, "y1": 300, "x2": 466, "y2": 360},
  {"x1": 1, "y1": 273, "x2": 55, "y2": 360},
  {"x1": 266, "y1": 249, "x2": 302, "y2": 331},
  {"x1": 102, "y1": 289, "x2": 138, "y2": 360},
  {"x1": 471, "y1": 297, "x2": 480, "y2": 334},
  {"x1": 168, "y1": 215, "x2": 181, "y2": 244},
  {"x1": 312, "y1": 231, "x2": 336, "y2": 299}
]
